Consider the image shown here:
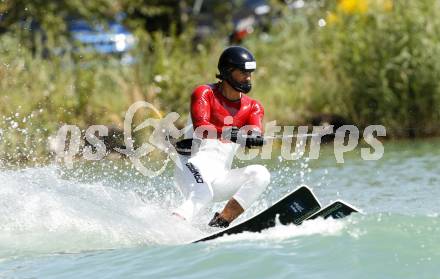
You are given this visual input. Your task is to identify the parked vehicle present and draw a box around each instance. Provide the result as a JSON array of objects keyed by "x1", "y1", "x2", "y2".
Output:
[
  {"x1": 191, "y1": 0, "x2": 272, "y2": 44},
  {"x1": 14, "y1": 15, "x2": 137, "y2": 64},
  {"x1": 229, "y1": 0, "x2": 272, "y2": 43},
  {"x1": 67, "y1": 19, "x2": 136, "y2": 64}
]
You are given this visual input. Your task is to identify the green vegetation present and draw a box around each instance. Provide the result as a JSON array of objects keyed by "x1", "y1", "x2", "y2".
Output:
[
  {"x1": 253, "y1": 0, "x2": 440, "y2": 137},
  {"x1": 1, "y1": 0, "x2": 440, "y2": 165}
]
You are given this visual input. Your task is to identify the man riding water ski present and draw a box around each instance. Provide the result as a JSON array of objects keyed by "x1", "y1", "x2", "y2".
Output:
[{"x1": 172, "y1": 46, "x2": 270, "y2": 228}]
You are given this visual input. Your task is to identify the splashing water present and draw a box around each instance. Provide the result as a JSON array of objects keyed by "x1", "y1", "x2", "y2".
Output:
[
  {"x1": 0, "y1": 166, "x2": 203, "y2": 259},
  {"x1": 0, "y1": 150, "x2": 325, "y2": 260}
]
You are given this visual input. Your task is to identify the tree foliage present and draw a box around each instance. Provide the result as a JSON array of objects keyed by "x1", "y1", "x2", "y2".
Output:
[{"x1": 0, "y1": 0, "x2": 189, "y2": 35}]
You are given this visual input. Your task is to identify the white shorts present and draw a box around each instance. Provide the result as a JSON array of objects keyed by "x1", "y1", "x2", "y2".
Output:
[{"x1": 172, "y1": 140, "x2": 271, "y2": 221}]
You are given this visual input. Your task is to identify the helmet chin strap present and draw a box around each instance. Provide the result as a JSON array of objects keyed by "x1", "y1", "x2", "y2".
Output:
[{"x1": 224, "y1": 72, "x2": 252, "y2": 94}]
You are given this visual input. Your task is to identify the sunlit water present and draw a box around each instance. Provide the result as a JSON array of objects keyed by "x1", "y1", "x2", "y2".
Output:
[{"x1": 0, "y1": 139, "x2": 439, "y2": 278}]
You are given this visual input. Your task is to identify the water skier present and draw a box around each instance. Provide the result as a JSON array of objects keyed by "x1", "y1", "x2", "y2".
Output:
[{"x1": 172, "y1": 46, "x2": 270, "y2": 228}]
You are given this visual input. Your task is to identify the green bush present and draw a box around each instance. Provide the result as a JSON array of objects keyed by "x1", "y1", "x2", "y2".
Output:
[{"x1": 252, "y1": 0, "x2": 440, "y2": 136}]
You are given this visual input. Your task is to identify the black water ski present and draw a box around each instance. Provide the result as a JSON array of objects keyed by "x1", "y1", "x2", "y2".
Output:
[
  {"x1": 307, "y1": 200, "x2": 359, "y2": 220},
  {"x1": 194, "y1": 185, "x2": 321, "y2": 243}
]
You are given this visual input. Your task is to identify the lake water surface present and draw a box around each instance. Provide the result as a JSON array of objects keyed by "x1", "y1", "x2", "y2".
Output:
[{"x1": 0, "y1": 139, "x2": 439, "y2": 278}]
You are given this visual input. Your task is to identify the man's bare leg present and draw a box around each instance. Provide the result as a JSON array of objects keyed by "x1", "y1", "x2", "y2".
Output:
[
  {"x1": 209, "y1": 198, "x2": 244, "y2": 228},
  {"x1": 220, "y1": 198, "x2": 244, "y2": 222}
]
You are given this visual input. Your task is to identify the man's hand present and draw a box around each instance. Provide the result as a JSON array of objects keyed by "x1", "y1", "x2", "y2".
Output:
[
  {"x1": 224, "y1": 127, "x2": 265, "y2": 148},
  {"x1": 229, "y1": 126, "x2": 240, "y2": 143},
  {"x1": 245, "y1": 131, "x2": 265, "y2": 148}
]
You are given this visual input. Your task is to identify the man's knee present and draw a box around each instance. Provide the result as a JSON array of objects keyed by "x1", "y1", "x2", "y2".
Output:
[
  {"x1": 232, "y1": 165, "x2": 271, "y2": 210},
  {"x1": 246, "y1": 165, "x2": 271, "y2": 187}
]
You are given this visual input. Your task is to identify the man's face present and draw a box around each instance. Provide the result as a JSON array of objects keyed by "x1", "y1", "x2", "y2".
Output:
[{"x1": 231, "y1": 69, "x2": 252, "y2": 84}]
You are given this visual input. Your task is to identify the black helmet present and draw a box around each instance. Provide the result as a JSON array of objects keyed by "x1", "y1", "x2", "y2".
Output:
[{"x1": 217, "y1": 46, "x2": 256, "y2": 93}]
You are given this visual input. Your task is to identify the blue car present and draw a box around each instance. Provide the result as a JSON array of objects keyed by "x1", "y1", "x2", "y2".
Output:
[{"x1": 67, "y1": 19, "x2": 136, "y2": 64}]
